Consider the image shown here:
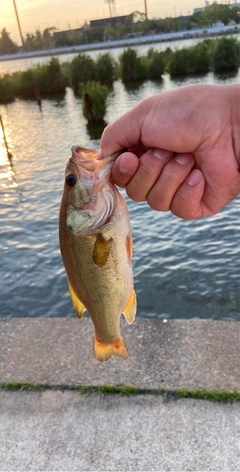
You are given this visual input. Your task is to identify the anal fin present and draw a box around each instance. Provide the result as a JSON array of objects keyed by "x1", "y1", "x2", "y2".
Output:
[
  {"x1": 94, "y1": 337, "x2": 128, "y2": 362},
  {"x1": 123, "y1": 288, "x2": 137, "y2": 325},
  {"x1": 68, "y1": 280, "x2": 87, "y2": 319}
]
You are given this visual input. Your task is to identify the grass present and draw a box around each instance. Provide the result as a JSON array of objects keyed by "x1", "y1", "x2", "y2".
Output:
[
  {"x1": 81, "y1": 81, "x2": 109, "y2": 123},
  {"x1": 0, "y1": 382, "x2": 42, "y2": 391},
  {"x1": 119, "y1": 48, "x2": 149, "y2": 82},
  {"x1": 176, "y1": 389, "x2": 240, "y2": 403},
  {"x1": 210, "y1": 36, "x2": 240, "y2": 72},
  {"x1": 0, "y1": 382, "x2": 239, "y2": 403},
  {"x1": 168, "y1": 40, "x2": 210, "y2": 77}
]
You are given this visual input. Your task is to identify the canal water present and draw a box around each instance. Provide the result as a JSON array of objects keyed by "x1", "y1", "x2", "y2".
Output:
[{"x1": 0, "y1": 44, "x2": 239, "y2": 320}]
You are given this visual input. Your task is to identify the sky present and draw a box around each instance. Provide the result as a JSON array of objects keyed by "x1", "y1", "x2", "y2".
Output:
[{"x1": 0, "y1": 0, "x2": 225, "y2": 45}]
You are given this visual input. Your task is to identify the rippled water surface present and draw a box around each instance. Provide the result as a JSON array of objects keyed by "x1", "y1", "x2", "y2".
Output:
[{"x1": 0, "y1": 66, "x2": 239, "y2": 320}]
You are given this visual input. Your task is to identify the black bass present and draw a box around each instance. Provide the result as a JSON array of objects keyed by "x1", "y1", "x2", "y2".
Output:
[{"x1": 59, "y1": 146, "x2": 137, "y2": 362}]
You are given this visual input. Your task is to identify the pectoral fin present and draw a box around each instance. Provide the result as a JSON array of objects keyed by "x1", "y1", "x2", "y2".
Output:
[
  {"x1": 123, "y1": 288, "x2": 137, "y2": 325},
  {"x1": 68, "y1": 280, "x2": 87, "y2": 319},
  {"x1": 93, "y1": 234, "x2": 113, "y2": 268},
  {"x1": 126, "y1": 234, "x2": 133, "y2": 265}
]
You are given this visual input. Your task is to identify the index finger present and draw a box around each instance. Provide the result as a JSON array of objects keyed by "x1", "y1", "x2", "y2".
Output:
[{"x1": 99, "y1": 102, "x2": 145, "y2": 158}]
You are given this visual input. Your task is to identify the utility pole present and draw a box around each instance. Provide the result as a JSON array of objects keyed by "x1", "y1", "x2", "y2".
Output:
[
  {"x1": 105, "y1": 0, "x2": 112, "y2": 18},
  {"x1": 12, "y1": 0, "x2": 24, "y2": 47},
  {"x1": 144, "y1": 0, "x2": 148, "y2": 19}
]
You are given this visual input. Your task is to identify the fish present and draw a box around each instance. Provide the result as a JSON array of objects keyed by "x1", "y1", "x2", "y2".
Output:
[{"x1": 59, "y1": 145, "x2": 137, "y2": 362}]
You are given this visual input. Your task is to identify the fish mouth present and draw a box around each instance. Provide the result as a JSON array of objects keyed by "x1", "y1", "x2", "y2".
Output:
[
  {"x1": 70, "y1": 145, "x2": 121, "y2": 189},
  {"x1": 72, "y1": 145, "x2": 97, "y2": 160},
  {"x1": 71, "y1": 145, "x2": 123, "y2": 169},
  {"x1": 67, "y1": 145, "x2": 119, "y2": 235},
  {"x1": 71, "y1": 146, "x2": 96, "y2": 172}
]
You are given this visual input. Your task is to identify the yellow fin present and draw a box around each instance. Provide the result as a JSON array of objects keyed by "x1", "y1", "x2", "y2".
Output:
[
  {"x1": 126, "y1": 234, "x2": 133, "y2": 265},
  {"x1": 123, "y1": 289, "x2": 137, "y2": 325},
  {"x1": 94, "y1": 337, "x2": 129, "y2": 362},
  {"x1": 68, "y1": 280, "x2": 86, "y2": 319},
  {"x1": 93, "y1": 234, "x2": 112, "y2": 268}
]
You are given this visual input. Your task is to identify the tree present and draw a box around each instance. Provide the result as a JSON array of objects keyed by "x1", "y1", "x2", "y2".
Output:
[
  {"x1": 0, "y1": 28, "x2": 18, "y2": 55},
  {"x1": 42, "y1": 27, "x2": 56, "y2": 48}
]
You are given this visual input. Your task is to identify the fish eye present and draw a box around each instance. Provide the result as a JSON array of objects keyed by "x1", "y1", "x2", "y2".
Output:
[{"x1": 65, "y1": 173, "x2": 76, "y2": 187}]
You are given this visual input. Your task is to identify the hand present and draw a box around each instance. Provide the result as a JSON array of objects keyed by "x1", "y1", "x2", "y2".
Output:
[{"x1": 99, "y1": 84, "x2": 240, "y2": 219}]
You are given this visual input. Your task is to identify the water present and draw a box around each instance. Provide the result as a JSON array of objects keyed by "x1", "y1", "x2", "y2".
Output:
[{"x1": 0, "y1": 70, "x2": 239, "y2": 320}]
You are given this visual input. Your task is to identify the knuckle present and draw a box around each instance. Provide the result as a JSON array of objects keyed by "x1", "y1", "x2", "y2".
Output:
[
  {"x1": 126, "y1": 184, "x2": 145, "y2": 202},
  {"x1": 147, "y1": 192, "x2": 168, "y2": 211},
  {"x1": 139, "y1": 161, "x2": 157, "y2": 180},
  {"x1": 171, "y1": 192, "x2": 200, "y2": 219}
]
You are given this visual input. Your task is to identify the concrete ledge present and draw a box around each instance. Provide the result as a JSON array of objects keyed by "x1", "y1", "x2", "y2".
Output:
[
  {"x1": 1, "y1": 319, "x2": 240, "y2": 471},
  {"x1": 1, "y1": 390, "x2": 240, "y2": 471},
  {"x1": 0, "y1": 318, "x2": 239, "y2": 390}
]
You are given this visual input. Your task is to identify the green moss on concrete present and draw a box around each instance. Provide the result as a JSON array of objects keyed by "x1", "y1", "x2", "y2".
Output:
[
  {"x1": 0, "y1": 382, "x2": 239, "y2": 402},
  {"x1": 0, "y1": 382, "x2": 42, "y2": 391},
  {"x1": 176, "y1": 389, "x2": 240, "y2": 403},
  {"x1": 98, "y1": 385, "x2": 139, "y2": 395},
  {"x1": 66, "y1": 385, "x2": 139, "y2": 395}
]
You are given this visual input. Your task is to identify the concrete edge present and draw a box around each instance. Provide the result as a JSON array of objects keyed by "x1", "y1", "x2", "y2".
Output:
[{"x1": 0, "y1": 318, "x2": 240, "y2": 391}]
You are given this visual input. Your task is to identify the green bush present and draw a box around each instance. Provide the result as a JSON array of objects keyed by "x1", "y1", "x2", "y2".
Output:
[
  {"x1": 12, "y1": 68, "x2": 36, "y2": 98},
  {"x1": 0, "y1": 74, "x2": 15, "y2": 102},
  {"x1": 81, "y1": 81, "x2": 109, "y2": 123},
  {"x1": 0, "y1": 39, "x2": 239, "y2": 104},
  {"x1": 168, "y1": 41, "x2": 210, "y2": 76},
  {"x1": 95, "y1": 53, "x2": 116, "y2": 86},
  {"x1": 147, "y1": 49, "x2": 166, "y2": 79},
  {"x1": 210, "y1": 36, "x2": 240, "y2": 72},
  {"x1": 71, "y1": 53, "x2": 96, "y2": 91},
  {"x1": 39, "y1": 58, "x2": 68, "y2": 94},
  {"x1": 119, "y1": 48, "x2": 149, "y2": 82},
  {"x1": 5, "y1": 58, "x2": 67, "y2": 99}
]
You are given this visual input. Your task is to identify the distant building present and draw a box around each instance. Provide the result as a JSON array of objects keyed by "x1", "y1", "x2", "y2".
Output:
[
  {"x1": 229, "y1": 1, "x2": 240, "y2": 7},
  {"x1": 82, "y1": 21, "x2": 90, "y2": 30},
  {"x1": 90, "y1": 15, "x2": 130, "y2": 29},
  {"x1": 177, "y1": 15, "x2": 191, "y2": 24},
  {"x1": 194, "y1": 7, "x2": 205, "y2": 14},
  {"x1": 194, "y1": 1, "x2": 240, "y2": 14}
]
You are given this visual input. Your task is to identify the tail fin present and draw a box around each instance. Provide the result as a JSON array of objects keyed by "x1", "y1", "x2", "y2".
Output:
[{"x1": 94, "y1": 337, "x2": 129, "y2": 362}]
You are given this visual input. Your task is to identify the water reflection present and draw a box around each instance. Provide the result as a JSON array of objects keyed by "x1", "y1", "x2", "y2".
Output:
[
  {"x1": 86, "y1": 120, "x2": 107, "y2": 140},
  {"x1": 0, "y1": 116, "x2": 14, "y2": 190},
  {"x1": 0, "y1": 124, "x2": 23, "y2": 203},
  {"x1": 0, "y1": 73, "x2": 239, "y2": 321},
  {"x1": 214, "y1": 70, "x2": 240, "y2": 83},
  {"x1": 123, "y1": 80, "x2": 146, "y2": 93}
]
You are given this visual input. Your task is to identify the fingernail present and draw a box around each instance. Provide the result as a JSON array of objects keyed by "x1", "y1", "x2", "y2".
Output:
[
  {"x1": 119, "y1": 155, "x2": 136, "y2": 174},
  {"x1": 174, "y1": 154, "x2": 193, "y2": 166},
  {"x1": 153, "y1": 148, "x2": 173, "y2": 161},
  {"x1": 187, "y1": 169, "x2": 202, "y2": 186}
]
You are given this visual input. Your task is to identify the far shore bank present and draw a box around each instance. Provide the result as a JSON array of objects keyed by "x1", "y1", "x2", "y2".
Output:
[{"x1": 0, "y1": 24, "x2": 239, "y2": 63}]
